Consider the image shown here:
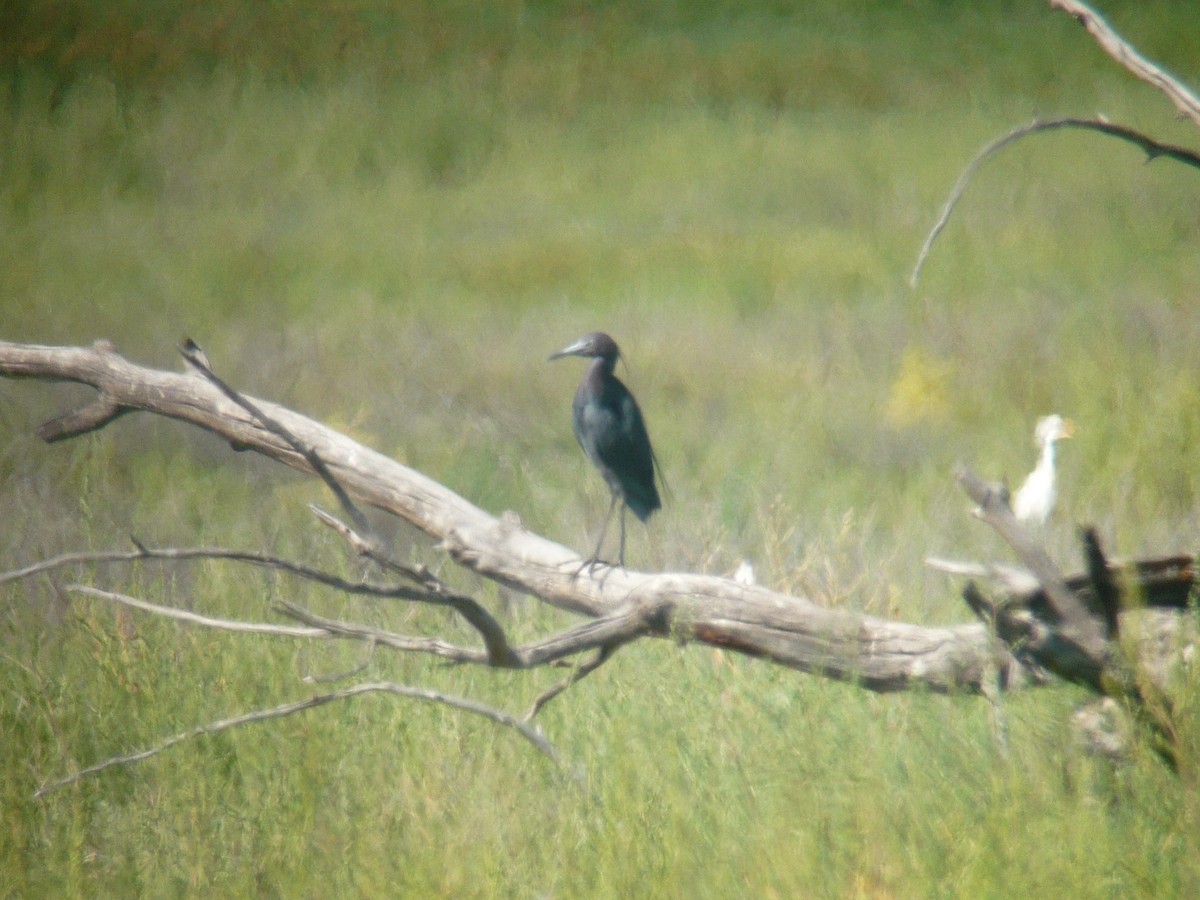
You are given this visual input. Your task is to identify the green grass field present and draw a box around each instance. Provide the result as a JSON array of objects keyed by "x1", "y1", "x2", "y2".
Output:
[{"x1": 3, "y1": 1, "x2": 1200, "y2": 895}]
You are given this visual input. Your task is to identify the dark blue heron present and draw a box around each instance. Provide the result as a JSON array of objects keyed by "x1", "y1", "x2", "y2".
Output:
[{"x1": 549, "y1": 331, "x2": 661, "y2": 570}]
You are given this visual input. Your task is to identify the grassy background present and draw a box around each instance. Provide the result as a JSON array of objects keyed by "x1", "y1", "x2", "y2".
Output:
[{"x1": 3, "y1": 0, "x2": 1200, "y2": 894}]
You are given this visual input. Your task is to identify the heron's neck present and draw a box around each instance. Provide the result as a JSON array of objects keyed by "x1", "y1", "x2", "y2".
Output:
[{"x1": 591, "y1": 355, "x2": 617, "y2": 378}]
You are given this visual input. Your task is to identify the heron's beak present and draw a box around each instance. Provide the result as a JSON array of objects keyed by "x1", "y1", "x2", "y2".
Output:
[
  {"x1": 548, "y1": 339, "x2": 588, "y2": 362},
  {"x1": 1062, "y1": 418, "x2": 1077, "y2": 439}
]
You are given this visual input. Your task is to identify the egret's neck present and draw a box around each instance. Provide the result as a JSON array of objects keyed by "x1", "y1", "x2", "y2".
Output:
[{"x1": 1037, "y1": 440, "x2": 1057, "y2": 476}]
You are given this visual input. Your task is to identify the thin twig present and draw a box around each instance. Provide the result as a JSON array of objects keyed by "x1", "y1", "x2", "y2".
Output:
[
  {"x1": 925, "y1": 556, "x2": 1041, "y2": 594},
  {"x1": 980, "y1": 655, "x2": 1010, "y2": 760},
  {"x1": 69, "y1": 581, "x2": 489, "y2": 663},
  {"x1": 523, "y1": 645, "x2": 617, "y2": 722},
  {"x1": 178, "y1": 338, "x2": 375, "y2": 540},
  {"x1": 69, "y1": 579, "x2": 650, "y2": 672},
  {"x1": 67, "y1": 585, "x2": 332, "y2": 638},
  {"x1": 34, "y1": 681, "x2": 560, "y2": 798},
  {"x1": 911, "y1": 117, "x2": 1200, "y2": 285},
  {"x1": 272, "y1": 598, "x2": 487, "y2": 662},
  {"x1": 300, "y1": 640, "x2": 377, "y2": 684},
  {"x1": 310, "y1": 505, "x2": 518, "y2": 666},
  {"x1": 276, "y1": 596, "x2": 652, "y2": 669},
  {"x1": 309, "y1": 503, "x2": 452, "y2": 591},
  {"x1": 2, "y1": 528, "x2": 524, "y2": 669},
  {"x1": 2, "y1": 543, "x2": 433, "y2": 604},
  {"x1": 0, "y1": 548, "x2": 149, "y2": 585}
]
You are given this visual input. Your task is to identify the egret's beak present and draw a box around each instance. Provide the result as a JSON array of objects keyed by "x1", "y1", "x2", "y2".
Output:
[
  {"x1": 548, "y1": 338, "x2": 588, "y2": 362},
  {"x1": 1061, "y1": 418, "x2": 1077, "y2": 439}
]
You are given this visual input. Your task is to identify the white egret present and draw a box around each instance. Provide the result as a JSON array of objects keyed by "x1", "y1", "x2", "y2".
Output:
[{"x1": 1012, "y1": 414, "x2": 1076, "y2": 524}]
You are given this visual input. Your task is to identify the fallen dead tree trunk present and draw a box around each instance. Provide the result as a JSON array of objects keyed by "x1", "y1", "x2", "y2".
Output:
[
  {"x1": 2, "y1": 338, "x2": 1196, "y2": 786},
  {"x1": 3, "y1": 337, "x2": 1194, "y2": 691},
  {"x1": 0, "y1": 337, "x2": 1014, "y2": 693}
]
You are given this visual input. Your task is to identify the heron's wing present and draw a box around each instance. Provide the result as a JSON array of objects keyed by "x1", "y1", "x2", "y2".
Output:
[{"x1": 585, "y1": 382, "x2": 661, "y2": 519}]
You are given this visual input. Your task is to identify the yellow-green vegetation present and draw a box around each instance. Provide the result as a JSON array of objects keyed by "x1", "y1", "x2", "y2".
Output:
[{"x1": 3, "y1": 0, "x2": 1200, "y2": 894}]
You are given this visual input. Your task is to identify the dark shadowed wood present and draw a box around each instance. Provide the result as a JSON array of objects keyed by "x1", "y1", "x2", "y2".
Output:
[
  {"x1": 1081, "y1": 528, "x2": 1122, "y2": 640},
  {"x1": 955, "y1": 467, "x2": 1111, "y2": 688}
]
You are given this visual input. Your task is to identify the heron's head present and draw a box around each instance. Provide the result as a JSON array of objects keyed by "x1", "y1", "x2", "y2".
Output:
[
  {"x1": 1035, "y1": 414, "x2": 1076, "y2": 447},
  {"x1": 548, "y1": 331, "x2": 621, "y2": 363}
]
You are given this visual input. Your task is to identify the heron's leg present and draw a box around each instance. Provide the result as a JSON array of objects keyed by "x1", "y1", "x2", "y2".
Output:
[
  {"x1": 580, "y1": 492, "x2": 619, "y2": 575},
  {"x1": 617, "y1": 502, "x2": 627, "y2": 569}
]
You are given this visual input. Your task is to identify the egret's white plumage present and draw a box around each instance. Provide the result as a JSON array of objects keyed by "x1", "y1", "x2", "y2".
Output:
[
  {"x1": 733, "y1": 559, "x2": 756, "y2": 586},
  {"x1": 1012, "y1": 414, "x2": 1076, "y2": 524}
]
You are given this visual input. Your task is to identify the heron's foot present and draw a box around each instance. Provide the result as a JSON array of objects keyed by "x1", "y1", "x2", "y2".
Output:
[{"x1": 571, "y1": 555, "x2": 616, "y2": 580}]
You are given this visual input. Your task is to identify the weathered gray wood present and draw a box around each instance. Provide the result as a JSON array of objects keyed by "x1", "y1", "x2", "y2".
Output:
[
  {"x1": 5, "y1": 339, "x2": 1195, "y2": 700},
  {"x1": 1051, "y1": 0, "x2": 1200, "y2": 128},
  {"x1": 1, "y1": 338, "x2": 1013, "y2": 693}
]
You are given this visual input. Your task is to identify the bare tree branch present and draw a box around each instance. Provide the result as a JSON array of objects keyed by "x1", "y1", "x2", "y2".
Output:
[
  {"x1": 931, "y1": 551, "x2": 1198, "y2": 616},
  {"x1": 35, "y1": 396, "x2": 129, "y2": 442},
  {"x1": 181, "y1": 341, "x2": 522, "y2": 667},
  {"x1": 523, "y1": 645, "x2": 618, "y2": 722},
  {"x1": 270, "y1": 596, "x2": 489, "y2": 662},
  {"x1": 300, "y1": 641, "x2": 377, "y2": 684},
  {"x1": 178, "y1": 338, "x2": 376, "y2": 542},
  {"x1": 1081, "y1": 527, "x2": 1122, "y2": 640},
  {"x1": 64, "y1": 573, "x2": 652, "y2": 670},
  {"x1": 33, "y1": 681, "x2": 560, "y2": 799},
  {"x1": 2, "y1": 543, "x2": 433, "y2": 605},
  {"x1": 955, "y1": 467, "x2": 1110, "y2": 687},
  {"x1": 68, "y1": 585, "x2": 333, "y2": 638},
  {"x1": 5, "y1": 342, "x2": 1195, "y2": 698},
  {"x1": 911, "y1": 117, "x2": 1200, "y2": 286},
  {"x1": 1050, "y1": 0, "x2": 1200, "y2": 128},
  {"x1": 308, "y1": 504, "x2": 518, "y2": 666}
]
